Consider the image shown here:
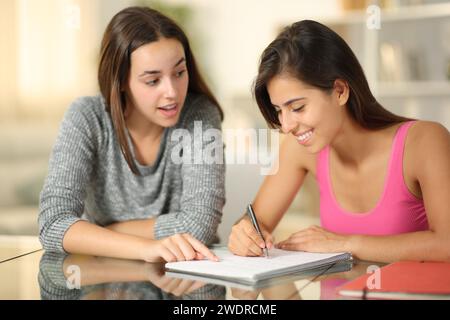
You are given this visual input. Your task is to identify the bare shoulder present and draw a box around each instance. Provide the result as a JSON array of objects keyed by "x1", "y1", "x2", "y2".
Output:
[
  {"x1": 406, "y1": 121, "x2": 450, "y2": 177},
  {"x1": 408, "y1": 120, "x2": 450, "y2": 152},
  {"x1": 281, "y1": 134, "x2": 317, "y2": 174}
]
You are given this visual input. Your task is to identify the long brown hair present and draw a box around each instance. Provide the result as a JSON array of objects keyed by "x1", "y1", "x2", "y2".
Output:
[
  {"x1": 254, "y1": 20, "x2": 411, "y2": 130},
  {"x1": 98, "y1": 6, "x2": 223, "y2": 174}
]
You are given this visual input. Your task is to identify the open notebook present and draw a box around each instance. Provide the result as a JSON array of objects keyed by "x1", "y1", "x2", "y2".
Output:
[{"x1": 165, "y1": 247, "x2": 352, "y2": 287}]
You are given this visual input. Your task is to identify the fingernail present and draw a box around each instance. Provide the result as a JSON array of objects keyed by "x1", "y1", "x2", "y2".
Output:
[{"x1": 260, "y1": 243, "x2": 265, "y2": 248}]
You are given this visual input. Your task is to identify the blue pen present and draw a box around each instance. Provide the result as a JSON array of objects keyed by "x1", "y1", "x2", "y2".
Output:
[{"x1": 247, "y1": 204, "x2": 269, "y2": 258}]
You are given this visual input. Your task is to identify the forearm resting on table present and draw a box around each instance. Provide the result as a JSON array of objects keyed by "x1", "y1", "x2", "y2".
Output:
[
  {"x1": 349, "y1": 230, "x2": 450, "y2": 263},
  {"x1": 63, "y1": 220, "x2": 152, "y2": 261},
  {"x1": 105, "y1": 218, "x2": 156, "y2": 239}
]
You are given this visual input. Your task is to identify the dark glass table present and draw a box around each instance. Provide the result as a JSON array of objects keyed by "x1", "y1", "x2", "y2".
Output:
[{"x1": 0, "y1": 236, "x2": 383, "y2": 300}]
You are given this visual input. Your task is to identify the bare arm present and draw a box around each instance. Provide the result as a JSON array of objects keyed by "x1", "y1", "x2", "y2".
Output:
[
  {"x1": 105, "y1": 218, "x2": 156, "y2": 239},
  {"x1": 228, "y1": 135, "x2": 312, "y2": 256},
  {"x1": 253, "y1": 135, "x2": 311, "y2": 232},
  {"x1": 63, "y1": 220, "x2": 219, "y2": 263},
  {"x1": 63, "y1": 221, "x2": 151, "y2": 261},
  {"x1": 348, "y1": 230, "x2": 449, "y2": 263}
]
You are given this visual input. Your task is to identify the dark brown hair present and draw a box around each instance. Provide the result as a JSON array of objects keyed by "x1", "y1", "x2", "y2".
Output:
[
  {"x1": 254, "y1": 20, "x2": 411, "y2": 130},
  {"x1": 98, "y1": 6, "x2": 223, "y2": 174}
]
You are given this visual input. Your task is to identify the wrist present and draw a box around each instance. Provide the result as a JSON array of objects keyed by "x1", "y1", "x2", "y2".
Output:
[
  {"x1": 138, "y1": 238, "x2": 158, "y2": 262},
  {"x1": 236, "y1": 213, "x2": 249, "y2": 224},
  {"x1": 345, "y1": 234, "x2": 360, "y2": 255}
]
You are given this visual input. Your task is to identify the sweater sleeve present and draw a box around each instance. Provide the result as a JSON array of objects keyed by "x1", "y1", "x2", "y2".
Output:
[
  {"x1": 38, "y1": 97, "x2": 99, "y2": 253},
  {"x1": 153, "y1": 96, "x2": 226, "y2": 244}
]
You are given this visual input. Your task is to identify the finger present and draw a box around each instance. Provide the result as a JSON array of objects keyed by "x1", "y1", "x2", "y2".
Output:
[
  {"x1": 286, "y1": 233, "x2": 317, "y2": 244},
  {"x1": 279, "y1": 242, "x2": 305, "y2": 251},
  {"x1": 289, "y1": 228, "x2": 314, "y2": 238},
  {"x1": 227, "y1": 237, "x2": 246, "y2": 257},
  {"x1": 262, "y1": 230, "x2": 274, "y2": 249},
  {"x1": 184, "y1": 234, "x2": 219, "y2": 261},
  {"x1": 163, "y1": 277, "x2": 183, "y2": 294},
  {"x1": 165, "y1": 239, "x2": 187, "y2": 261},
  {"x1": 231, "y1": 288, "x2": 250, "y2": 299},
  {"x1": 278, "y1": 235, "x2": 318, "y2": 251},
  {"x1": 185, "y1": 280, "x2": 206, "y2": 294},
  {"x1": 228, "y1": 228, "x2": 261, "y2": 256},
  {"x1": 195, "y1": 252, "x2": 205, "y2": 260},
  {"x1": 245, "y1": 226, "x2": 267, "y2": 249},
  {"x1": 278, "y1": 234, "x2": 314, "y2": 248},
  {"x1": 239, "y1": 219, "x2": 266, "y2": 248},
  {"x1": 152, "y1": 274, "x2": 173, "y2": 290},
  {"x1": 171, "y1": 279, "x2": 196, "y2": 297},
  {"x1": 159, "y1": 246, "x2": 177, "y2": 263},
  {"x1": 231, "y1": 288, "x2": 260, "y2": 300},
  {"x1": 172, "y1": 234, "x2": 197, "y2": 261},
  {"x1": 229, "y1": 234, "x2": 260, "y2": 257},
  {"x1": 235, "y1": 229, "x2": 263, "y2": 256},
  {"x1": 275, "y1": 235, "x2": 293, "y2": 248}
]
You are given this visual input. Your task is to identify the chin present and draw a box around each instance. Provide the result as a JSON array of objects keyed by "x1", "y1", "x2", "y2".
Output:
[
  {"x1": 159, "y1": 116, "x2": 181, "y2": 128},
  {"x1": 303, "y1": 142, "x2": 327, "y2": 155}
]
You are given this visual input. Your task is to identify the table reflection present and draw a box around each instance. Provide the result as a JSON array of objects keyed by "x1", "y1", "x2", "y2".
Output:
[
  {"x1": 36, "y1": 251, "x2": 376, "y2": 300},
  {"x1": 38, "y1": 252, "x2": 226, "y2": 300}
]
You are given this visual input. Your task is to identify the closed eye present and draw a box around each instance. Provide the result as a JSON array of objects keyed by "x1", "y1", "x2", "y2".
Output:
[{"x1": 292, "y1": 105, "x2": 305, "y2": 112}]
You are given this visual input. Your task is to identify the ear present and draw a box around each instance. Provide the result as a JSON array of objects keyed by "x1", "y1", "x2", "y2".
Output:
[{"x1": 333, "y1": 79, "x2": 349, "y2": 106}]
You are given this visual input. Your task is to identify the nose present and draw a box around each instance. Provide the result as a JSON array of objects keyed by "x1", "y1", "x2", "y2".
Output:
[
  {"x1": 280, "y1": 110, "x2": 297, "y2": 134},
  {"x1": 163, "y1": 78, "x2": 177, "y2": 99}
]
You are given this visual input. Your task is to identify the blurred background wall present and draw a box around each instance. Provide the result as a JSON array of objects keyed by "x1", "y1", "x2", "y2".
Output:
[{"x1": 1, "y1": 0, "x2": 449, "y2": 243}]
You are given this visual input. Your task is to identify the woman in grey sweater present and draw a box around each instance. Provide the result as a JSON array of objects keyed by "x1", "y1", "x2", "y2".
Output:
[{"x1": 38, "y1": 7, "x2": 225, "y2": 262}]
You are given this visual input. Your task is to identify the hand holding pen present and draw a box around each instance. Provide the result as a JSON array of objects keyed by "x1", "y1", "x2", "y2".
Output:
[
  {"x1": 227, "y1": 204, "x2": 274, "y2": 257},
  {"x1": 247, "y1": 204, "x2": 270, "y2": 258}
]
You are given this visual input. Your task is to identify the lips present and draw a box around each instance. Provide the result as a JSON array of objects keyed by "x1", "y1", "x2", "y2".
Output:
[{"x1": 157, "y1": 103, "x2": 178, "y2": 117}]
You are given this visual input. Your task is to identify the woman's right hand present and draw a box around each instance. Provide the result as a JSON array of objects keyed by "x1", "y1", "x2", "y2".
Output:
[
  {"x1": 142, "y1": 233, "x2": 219, "y2": 263},
  {"x1": 228, "y1": 216, "x2": 274, "y2": 257}
]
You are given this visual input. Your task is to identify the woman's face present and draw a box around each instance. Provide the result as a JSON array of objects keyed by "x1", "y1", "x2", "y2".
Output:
[
  {"x1": 125, "y1": 37, "x2": 189, "y2": 128},
  {"x1": 266, "y1": 74, "x2": 347, "y2": 154}
]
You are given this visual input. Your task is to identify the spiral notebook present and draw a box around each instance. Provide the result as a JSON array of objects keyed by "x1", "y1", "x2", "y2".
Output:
[{"x1": 165, "y1": 247, "x2": 352, "y2": 286}]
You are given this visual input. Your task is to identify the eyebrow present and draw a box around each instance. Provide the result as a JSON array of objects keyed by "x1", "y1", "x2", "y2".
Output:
[
  {"x1": 138, "y1": 57, "x2": 186, "y2": 77},
  {"x1": 272, "y1": 97, "x2": 306, "y2": 108}
]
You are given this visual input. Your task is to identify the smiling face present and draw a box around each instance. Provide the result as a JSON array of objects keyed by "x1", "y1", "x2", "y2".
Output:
[
  {"x1": 125, "y1": 37, "x2": 189, "y2": 128},
  {"x1": 267, "y1": 73, "x2": 348, "y2": 154}
]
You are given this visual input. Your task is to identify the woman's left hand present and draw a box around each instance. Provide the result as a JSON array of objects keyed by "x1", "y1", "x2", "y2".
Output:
[{"x1": 276, "y1": 225, "x2": 351, "y2": 253}]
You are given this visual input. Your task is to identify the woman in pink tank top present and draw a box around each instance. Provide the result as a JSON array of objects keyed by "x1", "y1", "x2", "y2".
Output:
[{"x1": 228, "y1": 20, "x2": 450, "y2": 263}]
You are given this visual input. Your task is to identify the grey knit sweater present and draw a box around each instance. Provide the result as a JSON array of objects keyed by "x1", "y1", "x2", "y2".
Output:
[{"x1": 38, "y1": 93, "x2": 225, "y2": 253}]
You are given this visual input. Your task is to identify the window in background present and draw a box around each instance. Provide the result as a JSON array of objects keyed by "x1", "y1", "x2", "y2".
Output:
[{"x1": 0, "y1": 0, "x2": 101, "y2": 235}]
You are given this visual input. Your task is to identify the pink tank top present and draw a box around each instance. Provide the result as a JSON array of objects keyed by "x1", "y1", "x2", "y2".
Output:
[{"x1": 317, "y1": 121, "x2": 428, "y2": 235}]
